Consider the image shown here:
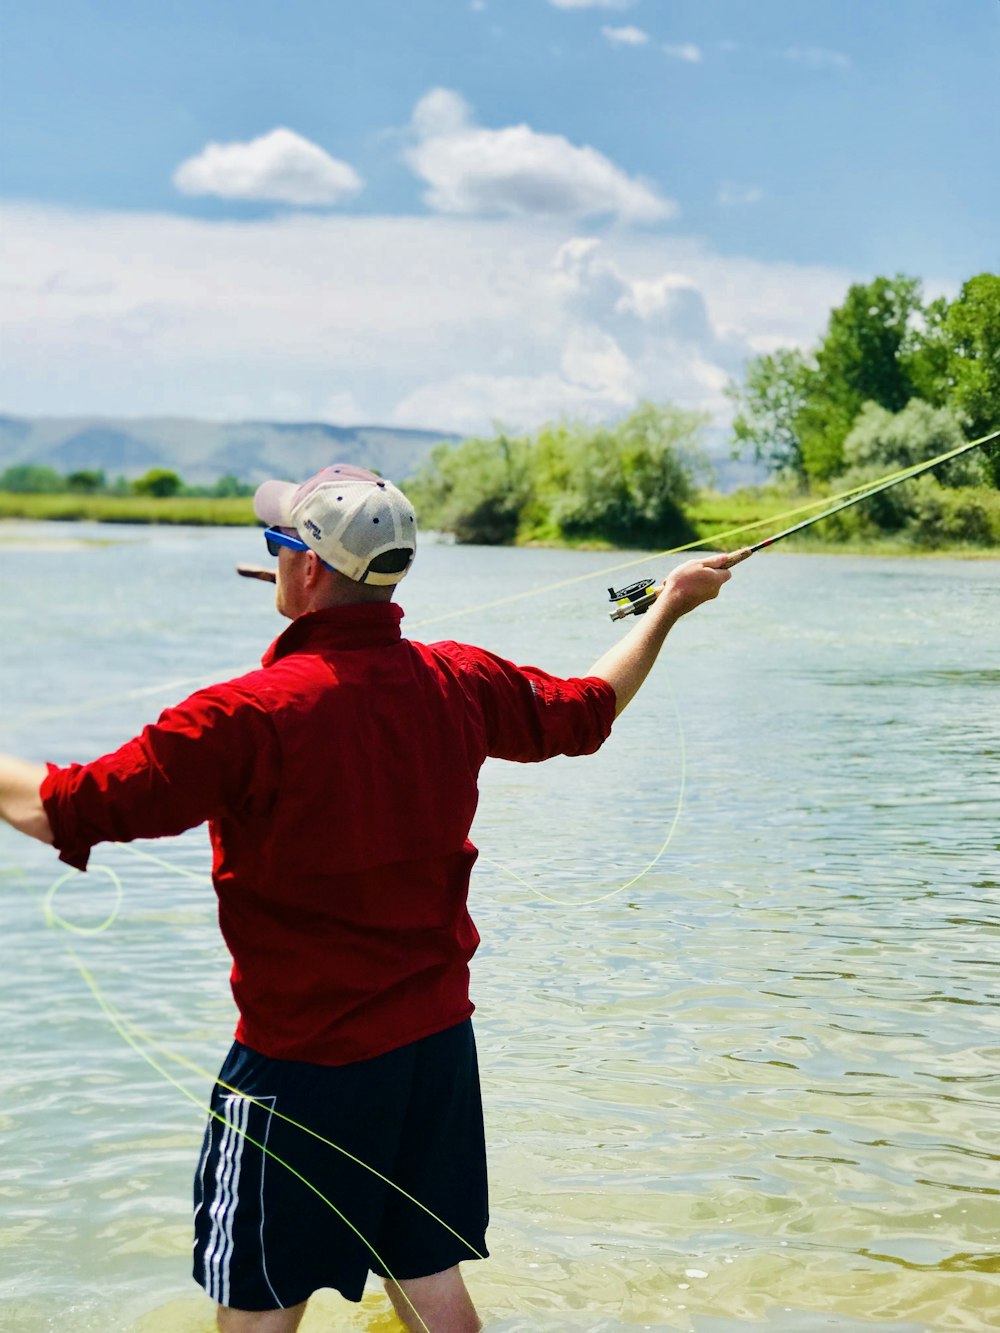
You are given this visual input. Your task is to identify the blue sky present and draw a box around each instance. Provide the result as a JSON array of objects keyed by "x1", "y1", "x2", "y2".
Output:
[{"x1": 1, "y1": 0, "x2": 997, "y2": 436}]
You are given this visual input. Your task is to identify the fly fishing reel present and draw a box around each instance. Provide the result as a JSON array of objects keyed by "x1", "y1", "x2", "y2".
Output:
[{"x1": 608, "y1": 578, "x2": 658, "y2": 621}]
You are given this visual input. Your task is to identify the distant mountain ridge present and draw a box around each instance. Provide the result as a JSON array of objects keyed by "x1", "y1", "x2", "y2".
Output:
[
  {"x1": 0, "y1": 414, "x2": 764, "y2": 493},
  {"x1": 0, "y1": 415, "x2": 458, "y2": 487}
]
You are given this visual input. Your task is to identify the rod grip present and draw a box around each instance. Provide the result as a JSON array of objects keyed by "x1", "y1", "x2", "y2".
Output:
[{"x1": 721, "y1": 547, "x2": 754, "y2": 569}]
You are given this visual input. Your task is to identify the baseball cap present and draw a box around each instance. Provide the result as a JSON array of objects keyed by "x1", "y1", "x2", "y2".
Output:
[{"x1": 254, "y1": 465, "x2": 417, "y2": 585}]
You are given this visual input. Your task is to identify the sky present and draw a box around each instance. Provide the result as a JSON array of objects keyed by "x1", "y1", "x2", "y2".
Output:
[{"x1": 1, "y1": 0, "x2": 998, "y2": 440}]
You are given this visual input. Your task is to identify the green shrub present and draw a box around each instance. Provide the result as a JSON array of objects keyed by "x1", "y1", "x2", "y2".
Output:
[
  {"x1": 132, "y1": 468, "x2": 183, "y2": 498},
  {"x1": 907, "y1": 478, "x2": 994, "y2": 547},
  {"x1": 404, "y1": 402, "x2": 707, "y2": 548},
  {"x1": 0, "y1": 464, "x2": 64, "y2": 493}
]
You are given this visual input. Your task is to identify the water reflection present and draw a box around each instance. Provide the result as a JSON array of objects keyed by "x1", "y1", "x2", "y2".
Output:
[{"x1": 1, "y1": 531, "x2": 998, "y2": 1329}]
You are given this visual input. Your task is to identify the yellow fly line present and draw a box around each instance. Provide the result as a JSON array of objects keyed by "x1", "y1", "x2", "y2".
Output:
[{"x1": 7, "y1": 424, "x2": 997, "y2": 1322}]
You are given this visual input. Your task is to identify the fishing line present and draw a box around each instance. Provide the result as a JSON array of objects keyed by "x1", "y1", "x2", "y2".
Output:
[
  {"x1": 43, "y1": 863, "x2": 123, "y2": 936},
  {"x1": 38, "y1": 853, "x2": 484, "y2": 1274},
  {"x1": 24, "y1": 857, "x2": 482, "y2": 1330},
  {"x1": 8, "y1": 424, "x2": 996, "y2": 1319},
  {"x1": 479, "y1": 674, "x2": 687, "y2": 908},
  {"x1": 121, "y1": 843, "x2": 213, "y2": 882},
  {"x1": 72, "y1": 953, "x2": 486, "y2": 1265},
  {"x1": 12, "y1": 428, "x2": 994, "y2": 733},
  {"x1": 411, "y1": 426, "x2": 999, "y2": 630},
  {"x1": 67, "y1": 947, "x2": 437, "y2": 1333}
]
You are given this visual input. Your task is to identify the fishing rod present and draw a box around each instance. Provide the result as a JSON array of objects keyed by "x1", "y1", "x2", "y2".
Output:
[
  {"x1": 610, "y1": 426, "x2": 998, "y2": 617},
  {"x1": 720, "y1": 427, "x2": 999, "y2": 569},
  {"x1": 229, "y1": 426, "x2": 999, "y2": 606}
]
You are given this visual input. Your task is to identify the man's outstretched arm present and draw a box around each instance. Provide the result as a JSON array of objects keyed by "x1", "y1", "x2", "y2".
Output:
[
  {"x1": 588, "y1": 553, "x2": 738, "y2": 717},
  {"x1": 0, "y1": 755, "x2": 53, "y2": 844}
]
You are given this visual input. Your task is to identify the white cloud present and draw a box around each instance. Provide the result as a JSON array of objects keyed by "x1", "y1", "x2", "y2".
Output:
[
  {"x1": 405, "y1": 87, "x2": 675, "y2": 223},
  {"x1": 782, "y1": 46, "x2": 851, "y2": 71},
  {"x1": 717, "y1": 183, "x2": 764, "y2": 207},
  {"x1": 411, "y1": 87, "x2": 472, "y2": 139},
  {"x1": 663, "y1": 43, "x2": 702, "y2": 64},
  {"x1": 560, "y1": 326, "x2": 637, "y2": 398},
  {"x1": 0, "y1": 204, "x2": 862, "y2": 439},
  {"x1": 602, "y1": 25, "x2": 648, "y2": 46},
  {"x1": 392, "y1": 370, "x2": 630, "y2": 434},
  {"x1": 172, "y1": 128, "x2": 363, "y2": 206},
  {"x1": 322, "y1": 389, "x2": 368, "y2": 424}
]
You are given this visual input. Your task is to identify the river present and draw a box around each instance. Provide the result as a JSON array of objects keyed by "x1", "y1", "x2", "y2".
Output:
[{"x1": 1, "y1": 522, "x2": 997, "y2": 1332}]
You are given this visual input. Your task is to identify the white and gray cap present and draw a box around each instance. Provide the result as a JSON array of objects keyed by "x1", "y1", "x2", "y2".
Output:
[{"x1": 254, "y1": 464, "x2": 416, "y2": 585}]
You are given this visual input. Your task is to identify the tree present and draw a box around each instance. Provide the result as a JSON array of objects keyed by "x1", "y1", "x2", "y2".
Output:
[
  {"x1": 213, "y1": 474, "x2": 254, "y2": 498},
  {"x1": 729, "y1": 274, "x2": 956, "y2": 483},
  {"x1": 0, "y1": 464, "x2": 63, "y2": 493},
  {"x1": 67, "y1": 469, "x2": 106, "y2": 493},
  {"x1": 797, "y1": 275, "x2": 929, "y2": 479},
  {"x1": 905, "y1": 295, "x2": 951, "y2": 408},
  {"x1": 539, "y1": 402, "x2": 706, "y2": 547},
  {"x1": 403, "y1": 433, "x2": 531, "y2": 544},
  {"x1": 132, "y1": 468, "x2": 183, "y2": 498},
  {"x1": 726, "y1": 347, "x2": 814, "y2": 481},
  {"x1": 405, "y1": 402, "x2": 706, "y2": 548},
  {"x1": 945, "y1": 273, "x2": 1000, "y2": 484}
]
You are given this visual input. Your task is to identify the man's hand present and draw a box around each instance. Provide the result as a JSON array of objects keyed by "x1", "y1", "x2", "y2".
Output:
[
  {"x1": 588, "y1": 550, "x2": 742, "y2": 717},
  {"x1": 657, "y1": 552, "x2": 738, "y2": 617}
]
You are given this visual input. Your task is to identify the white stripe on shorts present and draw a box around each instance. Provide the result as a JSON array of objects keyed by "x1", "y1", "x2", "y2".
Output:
[{"x1": 204, "y1": 1093, "x2": 250, "y2": 1306}]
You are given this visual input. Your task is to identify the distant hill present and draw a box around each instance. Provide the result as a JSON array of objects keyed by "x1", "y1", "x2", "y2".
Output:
[
  {"x1": 0, "y1": 413, "x2": 764, "y2": 494},
  {"x1": 0, "y1": 415, "x2": 459, "y2": 487}
]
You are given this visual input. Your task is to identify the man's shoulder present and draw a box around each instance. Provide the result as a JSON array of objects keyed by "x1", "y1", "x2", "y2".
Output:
[
  {"x1": 411, "y1": 638, "x2": 509, "y2": 678},
  {"x1": 417, "y1": 638, "x2": 498, "y2": 665}
]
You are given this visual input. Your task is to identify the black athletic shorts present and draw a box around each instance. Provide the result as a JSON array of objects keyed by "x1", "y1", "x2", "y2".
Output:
[{"x1": 192, "y1": 1019, "x2": 489, "y2": 1311}]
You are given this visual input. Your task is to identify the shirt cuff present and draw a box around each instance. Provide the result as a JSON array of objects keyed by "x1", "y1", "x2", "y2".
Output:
[{"x1": 40, "y1": 762, "x2": 92, "y2": 872}]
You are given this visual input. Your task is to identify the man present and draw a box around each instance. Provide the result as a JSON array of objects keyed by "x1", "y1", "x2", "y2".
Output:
[{"x1": 0, "y1": 465, "x2": 735, "y2": 1333}]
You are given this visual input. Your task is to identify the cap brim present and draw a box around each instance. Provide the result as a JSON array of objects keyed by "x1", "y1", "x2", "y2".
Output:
[{"x1": 253, "y1": 479, "x2": 297, "y2": 527}]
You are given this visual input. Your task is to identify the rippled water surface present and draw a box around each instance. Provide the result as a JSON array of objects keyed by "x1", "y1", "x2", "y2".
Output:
[{"x1": 1, "y1": 523, "x2": 998, "y2": 1332}]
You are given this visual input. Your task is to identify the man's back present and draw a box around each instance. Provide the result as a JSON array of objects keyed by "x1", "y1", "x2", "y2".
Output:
[{"x1": 42, "y1": 601, "x2": 616, "y2": 1064}]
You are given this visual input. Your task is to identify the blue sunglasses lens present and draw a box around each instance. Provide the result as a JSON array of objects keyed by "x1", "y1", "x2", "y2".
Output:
[
  {"x1": 264, "y1": 527, "x2": 309, "y2": 557},
  {"x1": 264, "y1": 527, "x2": 333, "y2": 571}
]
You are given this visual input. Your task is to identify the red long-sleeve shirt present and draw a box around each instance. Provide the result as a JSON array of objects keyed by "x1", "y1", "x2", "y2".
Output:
[{"x1": 41, "y1": 603, "x2": 616, "y2": 1065}]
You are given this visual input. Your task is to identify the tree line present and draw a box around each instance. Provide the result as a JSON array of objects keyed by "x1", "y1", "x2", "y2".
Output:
[
  {"x1": 5, "y1": 273, "x2": 996, "y2": 551},
  {"x1": 408, "y1": 271, "x2": 998, "y2": 549},
  {"x1": 0, "y1": 465, "x2": 255, "y2": 499},
  {"x1": 728, "y1": 272, "x2": 999, "y2": 485}
]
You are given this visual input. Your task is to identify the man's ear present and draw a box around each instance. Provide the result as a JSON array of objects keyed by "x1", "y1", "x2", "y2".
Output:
[{"x1": 304, "y1": 551, "x2": 327, "y2": 588}]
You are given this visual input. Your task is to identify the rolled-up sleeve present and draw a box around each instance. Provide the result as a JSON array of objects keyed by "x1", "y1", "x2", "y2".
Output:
[
  {"x1": 41, "y1": 682, "x2": 279, "y2": 871},
  {"x1": 447, "y1": 645, "x2": 616, "y2": 763}
]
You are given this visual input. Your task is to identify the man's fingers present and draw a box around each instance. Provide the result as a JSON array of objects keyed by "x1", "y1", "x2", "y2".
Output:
[{"x1": 718, "y1": 548, "x2": 752, "y2": 569}]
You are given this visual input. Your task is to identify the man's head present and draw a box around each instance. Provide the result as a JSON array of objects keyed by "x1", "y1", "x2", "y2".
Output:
[{"x1": 254, "y1": 465, "x2": 417, "y2": 618}]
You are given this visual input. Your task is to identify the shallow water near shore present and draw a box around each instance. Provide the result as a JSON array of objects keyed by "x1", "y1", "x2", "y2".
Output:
[{"x1": 1, "y1": 522, "x2": 998, "y2": 1332}]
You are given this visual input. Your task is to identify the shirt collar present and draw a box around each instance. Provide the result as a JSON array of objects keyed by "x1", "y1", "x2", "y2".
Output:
[{"x1": 262, "y1": 602, "x2": 404, "y2": 666}]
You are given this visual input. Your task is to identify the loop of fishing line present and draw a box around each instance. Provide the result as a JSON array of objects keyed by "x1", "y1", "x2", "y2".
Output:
[{"x1": 43, "y1": 863, "x2": 123, "y2": 935}]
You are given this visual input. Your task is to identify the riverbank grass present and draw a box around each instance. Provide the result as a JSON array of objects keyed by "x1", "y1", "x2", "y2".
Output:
[
  {"x1": 0, "y1": 492, "x2": 255, "y2": 525},
  {"x1": 1, "y1": 485, "x2": 997, "y2": 555}
]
